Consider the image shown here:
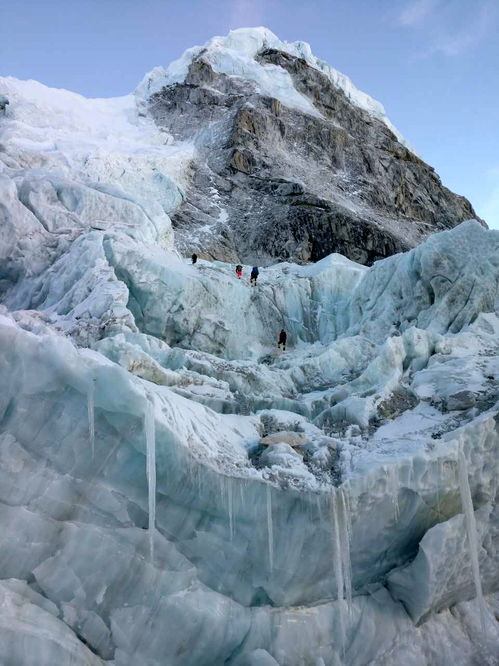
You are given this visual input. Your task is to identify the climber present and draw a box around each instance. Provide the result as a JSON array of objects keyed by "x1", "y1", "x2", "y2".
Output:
[
  {"x1": 191, "y1": 253, "x2": 198, "y2": 264},
  {"x1": 250, "y1": 266, "x2": 259, "y2": 286},
  {"x1": 277, "y1": 329, "x2": 287, "y2": 351},
  {"x1": 236, "y1": 264, "x2": 243, "y2": 279},
  {"x1": 0, "y1": 95, "x2": 9, "y2": 113}
]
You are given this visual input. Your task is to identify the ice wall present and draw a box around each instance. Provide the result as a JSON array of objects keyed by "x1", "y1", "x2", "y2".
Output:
[
  {"x1": 346, "y1": 220, "x2": 499, "y2": 341},
  {"x1": 0, "y1": 304, "x2": 498, "y2": 665}
]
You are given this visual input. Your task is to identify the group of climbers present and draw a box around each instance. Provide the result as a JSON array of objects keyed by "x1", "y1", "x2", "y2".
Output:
[
  {"x1": 234, "y1": 264, "x2": 259, "y2": 284},
  {"x1": 190, "y1": 253, "x2": 287, "y2": 351}
]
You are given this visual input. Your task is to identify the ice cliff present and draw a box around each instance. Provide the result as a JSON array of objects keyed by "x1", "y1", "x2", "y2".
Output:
[{"x1": 1, "y1": 27, "x2": 499, "y2": 666}]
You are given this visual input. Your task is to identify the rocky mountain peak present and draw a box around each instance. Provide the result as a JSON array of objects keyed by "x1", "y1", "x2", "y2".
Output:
[{"x1": 141, "y1": 27, "x2": 480, "y2": 265}]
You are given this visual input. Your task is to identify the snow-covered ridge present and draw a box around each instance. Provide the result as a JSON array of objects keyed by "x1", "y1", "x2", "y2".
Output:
[{"x1": 135, "y1": 26, "x2": 411, "y2": 148}]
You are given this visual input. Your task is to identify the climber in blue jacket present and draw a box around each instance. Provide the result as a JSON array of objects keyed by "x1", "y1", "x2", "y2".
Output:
[{"x1": 250, "y1": 266, "x2": 259, "y2": 286}]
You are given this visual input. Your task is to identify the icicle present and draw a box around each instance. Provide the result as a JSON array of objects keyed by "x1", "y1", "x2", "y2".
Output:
[
  {"x1": 457, "y1": 447, "x2": 486, "y2": 633},
  {"x1": 330, "y1": 485, "x2": 353, "y2": 655},
  {"x1": 343, "y1": 488, "x2": 353, "y2": 541},
  {"x1": 436, "y1": 457, "x2": 443, "y2": 517},
  {"x1": 145, "y1": 398, "x2": 156, "y2": 564},
  {"x1": 266, "y1": 484, "x2": 274, "y2": 573},
  {"x1": 408, "y1": 459, "x2": 414, "y2": 487},
  {"x1": 338, "y1": 488, "x2": 352, "y2": 607},
  {"x1": 227, "y1": 478, "x2": 234, "y2": 541},
  {"x1": 196, "y1": 461, "x2": 203, "y2": 498},
  {"x1": 331, "y1": 489, "x2": 344, "y2": 602},
  {"x1": 393, "y1": 471, "x2": 400, "y2": 522},
  {"x1": 316, "y1": 492, "x2": 324, "y2": 527},
  {"x1": 387, "y1": 467, "x2": 399, "y2": 521},
  {"x1": 87, "y1": 378, "x2": 95, "y2": 459},
  {"x1": 331, "y1": 489, "x2": 347, "y2": 657},
  {"x1": 220, "y1": 474, "x2": 226, "y2": 507}
]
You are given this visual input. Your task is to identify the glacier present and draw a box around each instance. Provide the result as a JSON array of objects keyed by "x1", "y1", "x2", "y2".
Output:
[{"x1": 1, "y1": 29, "x2": 499, "y2": 666}]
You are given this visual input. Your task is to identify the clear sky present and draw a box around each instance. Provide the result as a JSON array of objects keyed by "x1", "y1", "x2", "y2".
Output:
[{"x1": 1, "y1": 0, "x2": 498, "y2": 228}]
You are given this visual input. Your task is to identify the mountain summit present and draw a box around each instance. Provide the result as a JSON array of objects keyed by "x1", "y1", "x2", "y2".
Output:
[{"x1": 138, "y1": 27, "x2": 478, "y2": 264}]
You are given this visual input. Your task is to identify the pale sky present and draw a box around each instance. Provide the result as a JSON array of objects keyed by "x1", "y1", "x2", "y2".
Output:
[{"x1": 1, "y1": 0, "x2": 498, "y2": 228}]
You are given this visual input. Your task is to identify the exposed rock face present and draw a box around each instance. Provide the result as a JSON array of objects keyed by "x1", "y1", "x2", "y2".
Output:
[{"x1": 147, "y1": 48, "x2": 478, "y2": 265}]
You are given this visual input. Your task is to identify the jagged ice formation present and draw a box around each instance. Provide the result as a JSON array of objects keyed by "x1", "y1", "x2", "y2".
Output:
[{"x1": 1, "y1": 27, "x2": 499, "y2": 666}]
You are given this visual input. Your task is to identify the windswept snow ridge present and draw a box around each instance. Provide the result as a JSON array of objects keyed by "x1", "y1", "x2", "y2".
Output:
[{"x1": 1, "y1": 36, "x2": 499, "y2": 666}]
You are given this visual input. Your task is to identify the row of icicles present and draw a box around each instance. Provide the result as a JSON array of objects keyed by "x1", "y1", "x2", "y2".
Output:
[{"x1": 85, "y1": 378, "x2": 487, "y2": 633}]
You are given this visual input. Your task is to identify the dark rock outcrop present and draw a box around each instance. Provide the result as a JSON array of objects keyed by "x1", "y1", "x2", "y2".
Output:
[{"x1": 147, "y1": 49, "x2": 480, "y2": 265}]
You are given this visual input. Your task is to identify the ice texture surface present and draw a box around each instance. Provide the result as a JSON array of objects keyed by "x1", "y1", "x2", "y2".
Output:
[
  {"x1": 1, "y1": 43, "x2": 499, "y2": 666},
  {"x1": 1, "y1": 214, "x2": 498, "y2": 664}
]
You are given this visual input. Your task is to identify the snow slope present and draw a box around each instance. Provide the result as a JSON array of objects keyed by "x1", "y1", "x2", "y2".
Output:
[{"x1": 1, "y1": 36, "x2": 499, "y2": 666}]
